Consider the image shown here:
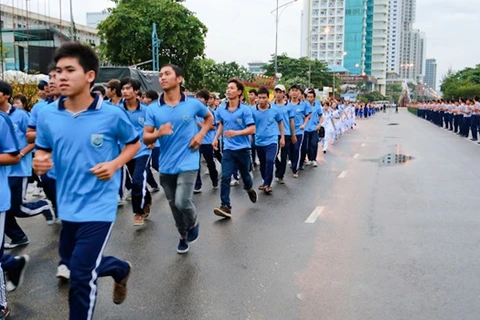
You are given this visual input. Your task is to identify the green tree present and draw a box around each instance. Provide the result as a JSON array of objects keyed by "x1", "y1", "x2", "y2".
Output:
[
  {"x1": 441, "y1": 64, "x2": 480, "y2": 99},
  {"x1": 263, "y1": 54, "x2": 333, "y2": 88},
  {"x1": 187, "y1": 58, "x2": 253, "y2": 94},
  {"x1": 97, "y1": 0, "x2": 207, "y2": 77},
  {"x1": 386, "y1": 83, "x2": 402, "y2": 103}
]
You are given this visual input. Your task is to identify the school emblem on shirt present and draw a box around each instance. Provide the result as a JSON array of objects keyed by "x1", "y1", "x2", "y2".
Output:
[
  {"x1": 12, "y1": 123, "x2": 18, "y2": 132},
  {"x1": 296, "y1": 108, "x2": 301, "y2": 113},
  {"x1": 183, "y1": 114, "x2": 190, "y2": 123},
  {"x1": 90, "y1": 134, "x2": 104, "y2": 148},
  {"x1": 237, "y1": 118, "x2": 243, "y2": 125},
  {"x1": 268, "y1": 117, "x2": 274, "y2": 122},
  {"x1": 138, "y1": 117, "x2": 145, "y2": 125}
]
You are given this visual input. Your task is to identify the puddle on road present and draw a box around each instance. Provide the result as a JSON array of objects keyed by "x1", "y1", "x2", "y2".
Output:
[{"x1": 362, "y1": 153, "x2": 414, "y2": 167}]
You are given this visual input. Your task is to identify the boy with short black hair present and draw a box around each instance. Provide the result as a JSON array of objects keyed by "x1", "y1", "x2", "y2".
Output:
[
  {"x1": 213, "y1": 78, "x2": 258, "y2": 218},
  {"x1": 34, "y1": 42, "x2": 140, "y2": 319},
  {"x1": 120, "y1": 77, "x2": 154, "y2": 226}
]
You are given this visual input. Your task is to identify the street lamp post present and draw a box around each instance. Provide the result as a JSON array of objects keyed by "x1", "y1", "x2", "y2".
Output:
[{"x1": 273, "y1": 0, "x2": 298, "y2": 83}]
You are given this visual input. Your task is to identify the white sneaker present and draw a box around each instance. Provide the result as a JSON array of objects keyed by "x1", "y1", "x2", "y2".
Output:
[
  {"x1": 230, "y1": 179, "x2": 240, "y2": 186},
  {"x1": 117, "y1": 196, "x2": 126, "y2": 206},
  {"x1": 56, "y1": 264, "x2": 70, "y2": 280},
  {"x1": 293, "y1": 173, "x2": 299, "y2": 178},
  {"x1": 125, "y1": 190, "x2": 132, "y2": 201},
  {"x1": 313, "y1": 161, "x2": 318, "y2": 167},
  {"x1": 205, "y1": 170, "x2": 210, "y2": 175},
  {"x1": 305, "y1": 161, "x2": 313, "y2": 166}
]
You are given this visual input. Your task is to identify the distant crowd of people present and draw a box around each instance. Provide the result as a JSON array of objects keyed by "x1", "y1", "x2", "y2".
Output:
[{"x1": 410, "y1": 99, "x2": 480, "y2": 142}]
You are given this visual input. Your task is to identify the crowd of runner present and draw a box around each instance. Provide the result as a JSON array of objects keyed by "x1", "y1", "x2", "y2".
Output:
[
  {"x1": 0, "y1": 42, "x2": 378, "y2": 319},
  {"x1": 410, "y1": 99, "x2": 480, "y2": 142}
]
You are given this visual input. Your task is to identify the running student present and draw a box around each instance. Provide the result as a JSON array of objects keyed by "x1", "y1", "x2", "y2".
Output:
[
  {"x1": 0, "y1": 83, "x2": 30, "y2": 319},
  {"x1": 120, "y1": 77, "x2": 154, "y2": 226},
  {"x1": 213, "y1": 78, "x2": 258, "y2": 218},
  {"x1": 251, "y1": 87, "x2": 285, "y2": 194},
  {"x1": 1, "y1": 82, "x2": 54, "y2": 251},
  {"x1": 193, "y1": 89, "x2": 218, "y2": 193},
  {"x1": 288, "y1": 85, "x2": 310, "y2": 177},
  {"x1": 272, "y1": 84, "x2": 295, "y2": 184},
  {"x1": 34, "y1": 42, "x2": 138, "y2": 320},
  {"x1": 144, "y1": 64, "x2": 213, "y2": 254}
]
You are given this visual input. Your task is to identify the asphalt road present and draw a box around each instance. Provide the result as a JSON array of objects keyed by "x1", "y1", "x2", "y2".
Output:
[{"x1": 6, "y1": 108, "x2": 480, "y2": 320}]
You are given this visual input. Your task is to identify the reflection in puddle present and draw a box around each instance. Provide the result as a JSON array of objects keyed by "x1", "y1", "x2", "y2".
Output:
[
  {"x1": 380, "y1": 153, "x2": 414, "y2": 166},
  {"x1": 361, "y1": 153, "x2": 414, "y2": 167}
]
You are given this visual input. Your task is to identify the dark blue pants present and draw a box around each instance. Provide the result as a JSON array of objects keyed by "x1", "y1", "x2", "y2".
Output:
[
  {"x1": 251, "y1": 135, "x2": 257, "y2": 167},
  {"x1": 41, "y1": 173, "x2": 56, "y2": 210},
  {"x1": 0, "y1": 213, "x2": 7, "y2": 309},
  {"x1": 289, "y1": 134, "x2": 304, "y2": 174},
  {"x1": 471, "y1": 115, "x2": 479, "y2": 140},
  {"x1": 195, "y1": 144, "x2": 218, "y2": 189},
  {"x1": 146, "y1": 147, "x2": 159, "y2": 189},
  {"x1": 220, "y1": 149, "x2": 253, "y2": 208},
  {"x1": 59, "y1": 221, "x2": 129, "y2": 320},
  {"x1": 151, "y1": 147, "x2": 160, "y2": 172},
  {"x1": 257, "y1": 143, "x2": 278, "y2": 187},
  {"x1": 126, "y1": 155, "x2": 152, "y2": 215},
  {"x1": 301, "y1": 131, "x2": 319, "y2": 163},
  {"x1": 454, "y1": 115, "x2": 460, "y2": 132},
  {"x1": 462, "y1": 117, "x2": 471, "y2": 137},
  {"x1": 7, "y1": 177, "x2": 51, "y2": 241},
  {"x1": 275, "y1": 135, "x2": 291, "y2": 180}
]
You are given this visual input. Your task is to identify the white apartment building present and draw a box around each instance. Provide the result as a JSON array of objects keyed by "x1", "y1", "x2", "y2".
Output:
[
  {"x1": 387, "y1": 0, "x2": 402, "y2": 74},
  {"x1": 301, "y1": 0, "x2": 346, "y2": 67},
  {"x1": 371, "y1": 0, "x2": 388, "y2": 95}
]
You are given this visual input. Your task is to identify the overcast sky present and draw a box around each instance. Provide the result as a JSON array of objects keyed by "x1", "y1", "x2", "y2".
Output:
[{"x1": 11, "y1": 0, "x2": 479, "y2": 88}]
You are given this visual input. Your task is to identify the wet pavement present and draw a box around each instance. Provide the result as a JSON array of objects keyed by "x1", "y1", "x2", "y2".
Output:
[{"x1": 7, "y1": 108, "x2": 480, "y2": 319}]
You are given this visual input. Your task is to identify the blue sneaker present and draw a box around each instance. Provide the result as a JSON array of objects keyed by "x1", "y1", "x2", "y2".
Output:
[
  {"x1": 177, "y1": 239, "x2": 189, "y2": 254},
  {"x1": 187, "y1": 223, "x2": 199, "y2": 244}
]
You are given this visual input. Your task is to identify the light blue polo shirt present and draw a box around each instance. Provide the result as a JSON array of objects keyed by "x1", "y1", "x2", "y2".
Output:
[
  {"x1": 289, "y1": 101, "x2": 311, "y2": 135},
  {"x1": 28, "y1": 99, "x2": 48, "y2": 129},
  {"x1": 0, "y1": 112, "x2": 20, "y2": 212},
  {"x1": 30, "y1": 99, "x2": 60, "y2": 179},
  {"x1": 216, "y1": 102, "x2": 255, "y2": 151},
  {"x1": 197, "y1": 107, "x2": 216, "y2": 145},
  {"x1": 7, "y1": 106, "x2": 32, "y2": 177},
  {"x1": 305, "y1": 101, "x2": 323, "y2": 132},
  {"x1": 35, "y1": 94, "x2": 139, "y2": 223},
  {"x1": 122, "y1": 100, "x2": 151, "y2": 159},
  {"x1": 272, "y1": 102, "x2": 293, "y2": 136},
  {"x1": 145, "y1": 93, "x2": 209, "y2": 175},
  {"x1": 251, "y1": 104, "x2": 282, "y2": 147}
]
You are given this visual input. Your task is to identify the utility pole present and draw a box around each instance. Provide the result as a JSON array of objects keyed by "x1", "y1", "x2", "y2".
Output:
[
  {"x1": 151, "y1": 23, "x2": 162, "y2": 71},
  {"x1": 0, "y1": 5, "x2": 4, "y2": 79},
  {"x1": 69, "y1": 0, "x2": 77, "y2": 41}
]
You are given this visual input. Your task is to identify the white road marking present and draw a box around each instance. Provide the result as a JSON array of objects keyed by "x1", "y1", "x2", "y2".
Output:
[
  {"x1": 305, "y1": 206, "x2": 324, "y2": 223},
  {"x1": 361, "y1": 143, "x2": 366, "y2": 147},
  {"x1": 353, "y1": 153, "x2": 360, "y2": 159},
  {"x1": 338, "y1": 171, "x2": 347, "y2": 178}
]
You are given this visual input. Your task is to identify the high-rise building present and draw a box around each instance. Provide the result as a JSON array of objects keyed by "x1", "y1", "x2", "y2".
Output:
[
  {"x1": 387, "y1": 0, "x2": 402, "y2": 74},
  {"x1": 388, "y1": 0, "x2": 426, "y2": 83},
  {"x1": 301, "y1": 0, "x2": 346, "y2": 67},
  {"x1": 425, "y1": 58, "x2": 437, "y2": 90},
  {"x1": 370, "y1": 0, "x2": 388, "y2": 94},
  {"x1": 301, "y1": 0, "x2": 388, "y2": 94}
]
